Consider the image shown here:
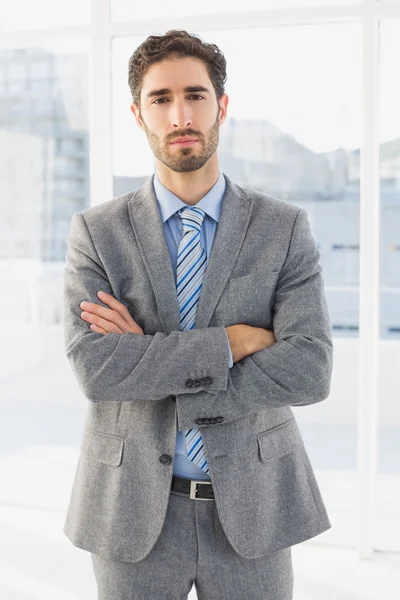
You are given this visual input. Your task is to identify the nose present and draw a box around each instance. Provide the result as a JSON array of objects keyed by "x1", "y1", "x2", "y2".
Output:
[{"x1": 170, "y1": 99, "x2": 192, "y2": 129}]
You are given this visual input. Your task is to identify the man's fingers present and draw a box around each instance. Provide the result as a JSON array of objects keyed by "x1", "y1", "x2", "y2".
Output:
[
  {"x1": 82, "y1": 311, "x2": 124, "y2": 334},
  {"x1": 96, "y1": 291, "x2": 144, "y2": 334},
  {"x1": 90, "y1": 324, "x2": 108, "y2": 335},
  {"x1": 80, "y1": 304, "x2": 127, "y2": 332},
  {"x1": 79, "y1": 291, "x2": 144, "y2": 335},
  {"x1": 81, "y1": 291, "x2": 129, "y2": 331},
  {"x1": 96, "y1": 291, "x2": 132, "y2": 319}
]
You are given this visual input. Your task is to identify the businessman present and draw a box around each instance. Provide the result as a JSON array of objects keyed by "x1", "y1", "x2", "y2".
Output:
[{"x1": 63, "y1": 29, "x2": 334, "y2": 600}]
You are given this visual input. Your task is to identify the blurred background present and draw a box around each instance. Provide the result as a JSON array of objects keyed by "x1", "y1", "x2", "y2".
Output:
[{"x1": 0, "y1": 1, "x2": 399, "y2": 598}]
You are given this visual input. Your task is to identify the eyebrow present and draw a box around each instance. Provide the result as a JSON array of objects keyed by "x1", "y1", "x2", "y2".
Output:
[{"x1": 145, "y1": 86, "x2": 211, "y2": 99}]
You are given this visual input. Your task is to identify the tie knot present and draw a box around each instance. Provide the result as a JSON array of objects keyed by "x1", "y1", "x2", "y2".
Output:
[{"x1": 177, "y1": 206, "x2": 206, "y2": 233}]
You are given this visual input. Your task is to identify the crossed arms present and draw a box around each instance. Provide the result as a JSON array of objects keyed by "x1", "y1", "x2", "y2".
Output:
[{"x1": 64, "y1": 208, "x2": 333, "y2": 422}]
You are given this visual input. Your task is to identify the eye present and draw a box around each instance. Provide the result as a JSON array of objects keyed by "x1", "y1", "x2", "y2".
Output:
[{"x1": 152, "y1": 95, "x2": 205, "y2": 105}]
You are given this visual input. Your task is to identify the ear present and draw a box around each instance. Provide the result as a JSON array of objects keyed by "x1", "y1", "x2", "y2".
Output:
[
  {"x1": 217, "y1": 93, "x2": 229, "y2": 127},
  {"x1": 130, "y1": 103, "x2": 144, "y2": 130}
]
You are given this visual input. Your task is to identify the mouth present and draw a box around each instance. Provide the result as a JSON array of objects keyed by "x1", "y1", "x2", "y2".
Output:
[{"x1": 170, "y1": 139, "x2": 198, "y2": 147}]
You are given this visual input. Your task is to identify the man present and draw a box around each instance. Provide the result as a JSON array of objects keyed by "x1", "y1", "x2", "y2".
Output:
[{"x1": 63, "y1": 29, "x2": 333, "y2": 600}]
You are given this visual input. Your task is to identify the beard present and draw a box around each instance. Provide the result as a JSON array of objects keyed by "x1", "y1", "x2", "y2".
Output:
[{"x1": 140, "y1": 108, "x2": 220, "y2": 173}]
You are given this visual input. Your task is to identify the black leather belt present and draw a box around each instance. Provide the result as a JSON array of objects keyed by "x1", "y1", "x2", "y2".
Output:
[{"x1": 171, "y1": 475, "x2": 215, "y2": 500}]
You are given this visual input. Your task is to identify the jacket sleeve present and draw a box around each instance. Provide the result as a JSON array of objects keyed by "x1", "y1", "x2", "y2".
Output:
[
  {"x1": 63, "y1": 212, "x2": 231, "y2": 402},
  {"x1": 175, "y1": 208, "x2": 334, "y2": 430}
]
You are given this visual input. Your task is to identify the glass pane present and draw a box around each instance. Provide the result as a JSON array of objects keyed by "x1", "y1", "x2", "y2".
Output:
[
  {"x1": 0, "y1": 0, "x2": 90, "y2": 31},
  {"x1": 377, "y1": 18, "x2": 400, "y2": 553},
  {"x1": 0, "y1": 39, "x2": 90, "y2": 596},
  {"x1": 112, "y1": 23, "x2": 361, "y2": 550},
  {"x1": 112, "y1": 0, "x2": 360, "y2": 20}
]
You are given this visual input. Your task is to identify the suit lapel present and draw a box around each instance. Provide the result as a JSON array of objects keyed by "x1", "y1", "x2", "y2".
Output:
[{"x1": 128, "y1": 172, "x2": 254, "y2": 335}]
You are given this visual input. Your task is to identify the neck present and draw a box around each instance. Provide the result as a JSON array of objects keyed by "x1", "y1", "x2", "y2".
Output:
[{"x1": 155, "y1": 158, "x2": 220, "y2": 205}]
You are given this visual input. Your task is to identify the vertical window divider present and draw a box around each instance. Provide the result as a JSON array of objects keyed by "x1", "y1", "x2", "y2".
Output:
[
  {"x1": 89, "y1": 0, "x2": 113, "y2": 207},
  {"x1": 358, "y1": 0, "x2": 380, "y2": 560}
]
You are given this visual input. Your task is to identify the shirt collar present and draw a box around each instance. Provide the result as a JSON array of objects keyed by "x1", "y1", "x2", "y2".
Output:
[{"x1": 153, "y1": 170, "x2": 226, "y2": 223}]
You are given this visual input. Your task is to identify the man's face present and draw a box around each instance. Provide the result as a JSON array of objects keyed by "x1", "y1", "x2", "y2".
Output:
[{"x1": 130, "y1": 56, "x2": 228, "y2": 173}]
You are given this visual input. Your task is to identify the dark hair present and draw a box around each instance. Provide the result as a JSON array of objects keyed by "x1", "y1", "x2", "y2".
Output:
[{"x1": 128, "y1": 29, "x2": 227, "y2": 107}]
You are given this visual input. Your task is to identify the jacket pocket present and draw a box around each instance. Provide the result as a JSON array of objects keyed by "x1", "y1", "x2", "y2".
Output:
[
  {"x1": 257, "y1": 418, "x2": 304, "y2": 462},
  {"x1": 81, "y1": 429, "x2": 124, "y2": 467}
]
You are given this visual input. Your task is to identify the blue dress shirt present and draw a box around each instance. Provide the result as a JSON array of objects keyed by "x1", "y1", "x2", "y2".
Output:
[{"x1": 153, "y1": 169, "x2": 233, "y2": 481}]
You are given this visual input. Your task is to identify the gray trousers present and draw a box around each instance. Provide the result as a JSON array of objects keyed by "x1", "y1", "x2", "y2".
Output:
[{"x1": 91, "y1": 487, "x2": 293, "y2": 600}]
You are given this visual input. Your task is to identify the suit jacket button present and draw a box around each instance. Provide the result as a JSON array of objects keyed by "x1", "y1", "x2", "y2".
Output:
[
  {"x1": 199, "y1": 377, "x2": 207, "y2": 385},
  {"x1": 204, "y1": 418, "x2": 211, "y2": 424},
  {"x1": 193, "y1": 380, "x2": 201, "y2": 387},
  {"x1": 210, "y1": 418, "x2": 217, "y2": 424},
  {"x1": 159, "y1": 454, "x2": 172, "y2": 465},
  {"x1": 185, "y1": 379, "x2": 194, "y2": 388},
  {"x1": 216, "y1": 417, "x2": 224, "y2": 423},
  {"x1": 195, "y1": 418, "x2": 204, "y2": 425},
  {"x1": 205, "y1": 376, "x2": 212, "y2": 384}
]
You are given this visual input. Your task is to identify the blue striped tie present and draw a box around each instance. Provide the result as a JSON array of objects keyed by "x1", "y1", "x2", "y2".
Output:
[{"x1": 176, "y1": 206, "x2": 209, "y2": 474}]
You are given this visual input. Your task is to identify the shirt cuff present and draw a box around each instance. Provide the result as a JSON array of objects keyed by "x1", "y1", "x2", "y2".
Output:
[{"x1": 223, "y1": 327, "x2": 233, "y2": 368}]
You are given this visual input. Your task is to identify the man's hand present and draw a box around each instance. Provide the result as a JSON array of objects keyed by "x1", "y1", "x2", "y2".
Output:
[
  {"x1": 80, "y1": 290, "x2": 144, "y2": 335},
  {"x1": 226, "y1": 324, "x2": 276, "y2": 363}
]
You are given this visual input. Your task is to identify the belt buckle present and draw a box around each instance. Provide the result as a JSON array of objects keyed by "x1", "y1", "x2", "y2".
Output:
[{"x1": 189, "y1": 479, "x2": 213, "y2": 500}]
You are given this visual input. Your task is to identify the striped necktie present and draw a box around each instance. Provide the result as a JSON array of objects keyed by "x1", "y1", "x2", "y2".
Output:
[{"x1": 176, "y1": 206, "x2": 209, "y2": 474}]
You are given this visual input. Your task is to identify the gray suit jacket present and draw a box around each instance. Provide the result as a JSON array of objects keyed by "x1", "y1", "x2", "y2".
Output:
[{"x1": 63, "y1": 172, "x2": 333, "y2": 562}]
